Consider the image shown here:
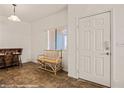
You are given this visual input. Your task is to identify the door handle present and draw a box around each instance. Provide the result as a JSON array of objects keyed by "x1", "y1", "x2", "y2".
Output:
[
  {"x1": 106, "y1": 52, "x2": 109, "y2": 55},
  {"x1": 101, "y1": 52, "x2": 110, "y2": 55}
]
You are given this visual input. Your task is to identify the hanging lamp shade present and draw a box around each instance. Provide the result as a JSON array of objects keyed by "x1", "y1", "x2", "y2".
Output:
[
  {"x1": 8, "y1": 15, "x2": 21, "y2": 22},
  {"x1": 8, "y1": 4, "x2": 21, "y2": 22}
]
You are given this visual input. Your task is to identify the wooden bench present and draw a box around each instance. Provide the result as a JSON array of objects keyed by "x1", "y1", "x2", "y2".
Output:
[{"x1": 37, "y1": 50, "x2": 62, "y2": 75}]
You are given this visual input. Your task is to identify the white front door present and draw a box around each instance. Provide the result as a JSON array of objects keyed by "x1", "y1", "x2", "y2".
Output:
[{"x1": 78, "y1": 12, "x2": 111, "y2": 87}]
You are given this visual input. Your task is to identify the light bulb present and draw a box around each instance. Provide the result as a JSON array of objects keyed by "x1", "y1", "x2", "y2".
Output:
[{"x1": 8, "y1": 15, "x2": 21, "y2": 22}]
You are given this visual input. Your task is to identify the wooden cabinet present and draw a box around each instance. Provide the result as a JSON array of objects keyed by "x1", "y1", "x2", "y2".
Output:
[{"x1": 0, "y1": 48, "x2": 22, "y2": 68}]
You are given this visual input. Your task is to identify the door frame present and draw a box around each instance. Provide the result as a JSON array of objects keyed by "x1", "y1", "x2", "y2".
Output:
[{"x1": 75, "y1": 10, "x2": 113, "y2": 87}]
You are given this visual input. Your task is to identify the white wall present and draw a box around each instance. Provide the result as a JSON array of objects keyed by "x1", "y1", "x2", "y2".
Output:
[
  {"x1": 31, "y1": 9, "x2": 68, "y2": 71},
  {"x1": 68, "y1": 4, "x2": 124, "y2": 87},
  {"x1": 0, "y1": 16, "x2": 31, "y2": 63}
]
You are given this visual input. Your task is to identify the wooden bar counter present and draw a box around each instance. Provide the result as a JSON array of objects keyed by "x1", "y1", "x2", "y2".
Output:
[{"x1": 0, "y1": 48, "x2": 23, "y2": 68}]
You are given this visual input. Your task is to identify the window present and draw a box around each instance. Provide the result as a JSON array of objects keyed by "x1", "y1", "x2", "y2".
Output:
[{"x1": 47, "y1": 27, "x2": 67, "y2": 50}]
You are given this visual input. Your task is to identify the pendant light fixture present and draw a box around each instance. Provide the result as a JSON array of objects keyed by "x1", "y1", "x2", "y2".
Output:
[{"x1": 8, "y1": 4, "x2": 21, "y2": 22}]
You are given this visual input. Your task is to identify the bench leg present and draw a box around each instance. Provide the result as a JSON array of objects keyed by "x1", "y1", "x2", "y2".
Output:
[
  {"x1": 54, "y1": 71, "x2": 56, "y2": 75},
  {"x1": 54, "y1": 64, "x2": 57, "y2": 75}
]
